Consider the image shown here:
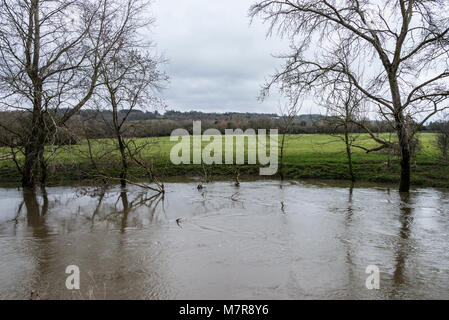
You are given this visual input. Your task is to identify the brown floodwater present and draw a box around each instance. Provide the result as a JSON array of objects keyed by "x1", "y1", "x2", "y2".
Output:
[{"x1": 0, "y1": 179, "x2": 448, "y2": 300}]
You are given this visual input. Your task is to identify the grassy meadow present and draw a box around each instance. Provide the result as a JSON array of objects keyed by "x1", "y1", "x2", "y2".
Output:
[{"x1": 0, "y1": 133, "x2": 448, "y2": 188}]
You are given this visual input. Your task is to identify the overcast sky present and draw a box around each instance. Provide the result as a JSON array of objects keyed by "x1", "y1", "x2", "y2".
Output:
[{"x1": 151, "y1": 0, "x2": 316, "y2": 114}]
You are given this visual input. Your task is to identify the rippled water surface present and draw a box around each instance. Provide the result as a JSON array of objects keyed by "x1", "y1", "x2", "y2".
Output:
[{"x1": 0, "y1": 180, "x2": 448, "y2": 300}]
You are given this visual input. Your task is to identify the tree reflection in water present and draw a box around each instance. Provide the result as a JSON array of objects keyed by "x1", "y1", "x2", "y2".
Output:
[
  {"x1": 76, "y1": 186, "x2": 166, "y2": 230},
  {"x1": 392, "y1": 192, "x2": 415, "y2": 295}
]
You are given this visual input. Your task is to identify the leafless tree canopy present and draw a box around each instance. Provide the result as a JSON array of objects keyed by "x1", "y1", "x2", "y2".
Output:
[
  {"x1": 436, "y1": 113, "x2": 449, "y2": 160},
  {"x1": 250, "y1": 0, "x2": 449, "y2": 191},
  {"x1": 93, "y1": 5, "x2": 167, "y2": 189},
  {"x1": 0, "y1": 0, "x2": 156, "y2": 188}
]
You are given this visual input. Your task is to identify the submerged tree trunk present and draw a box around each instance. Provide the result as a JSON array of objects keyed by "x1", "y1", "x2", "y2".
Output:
[
  {"x1": 117, "y1": 135, "x2": 128, "y2": 188},
  {"x1": 22, "y1": 103, "x2": 43, "y2": 189},
  {"x1": 22, "y1": 137, "x2": 39, "y2": 189},
  {"x1": 392, "y1": 81, "x2": 411, "y2": 193},
  {"x1": 22, "y1": 124, "x2": 47, "y2": 189},
  {"x1": 38, "y1": 114, "x2": 48, "y2": 188},
  {"x1": 111, "y1": 94, "x2": 128, "y2": 188},
  {"x1": 39, "y1": 143, "x2": 47, "y2": 188},
  {"x1": 398, "y1": 128, "x2": 412, "y2": 193},
  {"x1": 279, "y1": 132, "x2": 287, "y2": 180},
  {"x1": 390, "y1": 70, "x2": 411, "y2": 193},
  {"x1": 22, "y1": 103, "x2": 47, "y2": 189},
  {"x1": 23, "y1": 187, "x2": 41, "y2": 226},
  {"x1": 344, "y1": 126, "x2": 355, "y2": 182}
]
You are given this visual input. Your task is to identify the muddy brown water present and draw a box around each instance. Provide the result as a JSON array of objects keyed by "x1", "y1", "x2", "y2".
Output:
[{"x1": 0, "y1": 180, "x2": 448, "y2": 300}]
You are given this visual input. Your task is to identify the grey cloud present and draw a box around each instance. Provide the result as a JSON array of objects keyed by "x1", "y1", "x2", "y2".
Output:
[{"x1": 150, "y1": 0, "x2": 296, "y2": 113}]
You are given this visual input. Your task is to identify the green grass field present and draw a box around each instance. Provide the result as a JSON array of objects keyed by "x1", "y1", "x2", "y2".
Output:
[{"x1": 0, "y1": 133, "x2": 448, "y2": 188}]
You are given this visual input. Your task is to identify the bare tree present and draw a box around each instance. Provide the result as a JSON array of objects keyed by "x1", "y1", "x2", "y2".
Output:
[
  {"x1": 0, "y1": 0, "x2": 149, "y2": 189},
  {"x1": 435, "y1": 114, "x2": 449, "y2": 160},
  {"x1": 278, "y1": 98, "x2": 302, "y2": 179},
  {"x1": 320, "y1": 79, "x2": 365, "y2": 182},
  {"x1": 250, "y1": 0, "x2": 449, "y2": 192},
  {"x1": 97, "y1": 45, "x2": 167, "y2": 187}
]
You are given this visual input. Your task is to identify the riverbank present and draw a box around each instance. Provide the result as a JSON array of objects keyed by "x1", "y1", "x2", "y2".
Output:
[{"x1": 1, "y1": 133, "x2": 448, "y2": 188}]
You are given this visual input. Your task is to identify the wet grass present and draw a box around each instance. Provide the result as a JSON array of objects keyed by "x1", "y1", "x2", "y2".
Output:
[{"x1": 0, "y1": 133, "x2": 448, "y2": 188}]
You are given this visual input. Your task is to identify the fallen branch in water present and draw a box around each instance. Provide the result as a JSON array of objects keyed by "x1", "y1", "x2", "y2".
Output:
[{"x1": 92, "y1": 174, "x2": 165, "y2": 194}]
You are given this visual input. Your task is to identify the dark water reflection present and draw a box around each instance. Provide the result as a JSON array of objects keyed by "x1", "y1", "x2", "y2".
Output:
[{"x1": 0, "y1": 180, "x2": 448, "y2": 300}]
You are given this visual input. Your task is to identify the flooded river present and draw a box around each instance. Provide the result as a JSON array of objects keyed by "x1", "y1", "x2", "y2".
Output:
[{"x1": 0, "y1": 180, "x2": 448, "y2": 300}]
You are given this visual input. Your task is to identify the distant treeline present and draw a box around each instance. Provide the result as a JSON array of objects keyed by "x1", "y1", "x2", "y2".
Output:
[{"x1": 0, "y1": 109, "x2": 445, "y2": 147}]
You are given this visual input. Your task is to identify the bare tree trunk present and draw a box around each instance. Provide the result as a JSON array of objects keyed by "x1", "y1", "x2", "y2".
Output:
[
  {"x1": 39, "y1": 142, "x2": 47, "y2": 188},
  {"x1": 22, "y1": 101, "x2": 42, "y2": 189},
  {"x1": 344, "y1": 125, "x2": 355, "y2": 182},
  {"x1": 279, "y1": 132, "x2": 286, "y2": 180},
  {"x1": 86, "y1": 136, "x2": 98, "y2": 171},
  {"x1": 392, "y1": 79, "x2": 411, "y2": 192},
  {"x1": 22, "y1": 0, "x2": 43, "y2": 189},
  {"x1": 22, "y1": 102, "x2": 48, "y2": 189},
  {"x1": 398, "y1": 127, "x2": 411, "y2": 193},
  {"x1": 117, "y1": 135, "x2": 128, "y2": 188},
  {"x1": 111, "y1": 96, "x2": 128, "y2": 188},
  {"x1": 22, "y1": 136, "x2": 39, "y2": 189},
  {"x1": 278, "y1": 102, "x2": 300, "y2": 180}
]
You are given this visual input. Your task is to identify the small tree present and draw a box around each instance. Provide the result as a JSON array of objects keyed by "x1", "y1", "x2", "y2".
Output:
[
  {"x1": 278, "y1": 98, "x2": 302, "y2": 180},
  {"x1": 320, "y1": 80, "x2": 364, "y2": 182},
  {"x1": 0, "y1": 0, "x2": 150, "y2": 189},
  {"x1": 250, "y1": 0, "x2": 449, "y2": 192},
  {"x1": 436, "y1": 116, "x2": 449, "y2": 160},
  {"x1": 98, "y1": 47, "x2": 167, "y2": 187}
]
